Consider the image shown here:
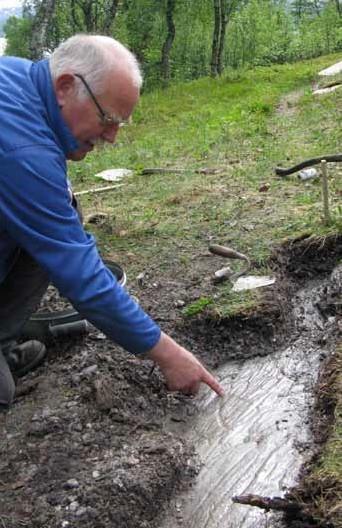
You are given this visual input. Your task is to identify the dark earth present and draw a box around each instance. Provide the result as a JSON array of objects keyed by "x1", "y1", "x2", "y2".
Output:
[{"x1": 0, "y1": 233, "x2": 341, "y2": 528}]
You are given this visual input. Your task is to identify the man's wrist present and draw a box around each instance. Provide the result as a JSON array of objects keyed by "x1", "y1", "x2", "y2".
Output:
[{"x1": 145, "y1": 332, "x2": 178, "y2": 367}]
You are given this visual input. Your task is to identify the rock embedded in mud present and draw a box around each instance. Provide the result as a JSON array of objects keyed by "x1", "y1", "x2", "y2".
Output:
[
  {"x1": 80, "y1": 364, "x2": 98, "y2": 376},
  {"x1": 75, "y1": 505, "x2": 97, "y2": 519},
  {"x1": 82, "y1": 433, "x2": 92, "y2": 445},
  {"x1": 93, "y1": 374, "x2": 117, "y2": 410},
  {"x1": 64, "y1": 479, "x2": 80, "y2": 490}
]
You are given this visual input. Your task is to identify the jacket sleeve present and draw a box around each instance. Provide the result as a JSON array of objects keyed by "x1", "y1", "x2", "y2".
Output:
[{"x1": 0, "y1": 146, "x2": 161, "y2": 354}]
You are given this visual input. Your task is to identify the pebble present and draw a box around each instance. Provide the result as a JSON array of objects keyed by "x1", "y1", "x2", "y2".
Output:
[
  {"x1": 69, "y1": 501, "x2": 79, "y2": 512},
  {"x1": 81, "y1": 365, "x2": 98, "y2": 376},
  {"x1": 73, "y1": 422, "x2": 83, "y2": 432},
  {"x1": 64, "y1": 478, "x2": 80, "y2": 490},
  {"x1": 71, "y1": 374, "x2": 81, "y2": 384},
  {"x1": 65, "y1": 401, "x2": 78, "y2": 408},
  {"x1": 82, "y1": 433, "x2": 92, "y2": 445},
  {"x1": 137, "y1": 272, "x2": 145, "y2": 285},
  {"x1": 92, "y1": 470, "x2": 100, "y2": 479},
  {"x1": 75, "y1": 506, "x2": 88, "y2": 517}
]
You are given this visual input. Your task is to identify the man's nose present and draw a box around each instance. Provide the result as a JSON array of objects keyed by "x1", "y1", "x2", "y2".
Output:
[{"x1": 101, "y1": 124, "x2": 120, "y2": 143}]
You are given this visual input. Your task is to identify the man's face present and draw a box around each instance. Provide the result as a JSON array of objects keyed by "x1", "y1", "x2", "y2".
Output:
[{"x1": 55, "y1": 69, "x2": 139, "y2": 161}]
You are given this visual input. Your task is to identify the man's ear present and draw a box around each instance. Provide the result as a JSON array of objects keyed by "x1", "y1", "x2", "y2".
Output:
[{"x1": 54, "y1": 74, "x2": 77, "y2": 106}]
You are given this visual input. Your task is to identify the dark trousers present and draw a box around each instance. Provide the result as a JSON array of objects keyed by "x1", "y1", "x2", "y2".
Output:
[{"x1": 0, "y1": 250, "x2": 49, "y2": 406}]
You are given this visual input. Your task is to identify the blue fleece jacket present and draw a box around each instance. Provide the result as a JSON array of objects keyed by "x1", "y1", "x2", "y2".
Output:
[{"x1": 0, "y1": 56, "x2": 161, "y2": 354}]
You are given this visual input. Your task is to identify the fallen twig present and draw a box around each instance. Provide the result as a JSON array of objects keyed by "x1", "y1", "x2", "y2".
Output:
[
  {"x1": 141, "y1": 167, "x2": 224, "y2": 175},
  {"x1": 232, "y1": 493, "x2": 303, "y2": 514},
  {"x1": 141, "y1": 168, "x2": 187, "y2": 175},
  {"x1": 74, "y1": 184, "x2": 124, "y2": 196}
]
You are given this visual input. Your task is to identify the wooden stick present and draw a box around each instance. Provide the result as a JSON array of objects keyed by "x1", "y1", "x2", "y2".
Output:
[
  {"x1": 321, "y1": 160, "x2": 330, "y2": 225},
  {"x1": 232, "y1": 494, "x2": 303, "y2": 514},
  {"x1": 74, "y1": 184, "x2": 124, "y2": 197}
]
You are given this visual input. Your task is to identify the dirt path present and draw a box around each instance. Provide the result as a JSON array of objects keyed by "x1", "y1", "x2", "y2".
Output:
[
  {"x1": 0, "y1": 235, "x2": 341, "y2": 528},
  {"x1": 276, "y1": 88, "x2": 305, "y2": 116}
]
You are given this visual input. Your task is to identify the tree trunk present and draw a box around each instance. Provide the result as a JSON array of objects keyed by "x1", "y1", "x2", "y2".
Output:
[
  {"x1": 102, "y1": 0, "x2": 120, "y2": 34},
  {"x1": 71, "y1": 0, "x2": 79, "y2": 31},
  {"x1": 217, "y1": 1, "x2": 228, "y2": 75},
  {"x1": 76, "y1": 0, "x2": 95, "y2": 32},
  {"x1": 161, "y1": 0, "x2": 176, "y2": 86},
  {"x1": 215, "y1": 0, "x2": 238, "y2": 76},
  {"x1": 29, "y1": 0, "x2": 57, "y2": 59},
  {"x1": 211, "y1": 0, "x2": 221, "y2": 76},
  {"x1": 335, "y1": 0, "x2": 341, "y2": 16}
]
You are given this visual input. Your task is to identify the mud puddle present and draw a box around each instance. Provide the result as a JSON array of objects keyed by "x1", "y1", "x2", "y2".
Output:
[{"x1": 162, "y1": 274, "x2": 338, "y2": 528}]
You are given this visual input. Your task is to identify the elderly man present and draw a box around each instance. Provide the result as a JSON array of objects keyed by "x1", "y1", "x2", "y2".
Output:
[{"x1": 0, "y1": 35, "x2": 223, "y2": 409}]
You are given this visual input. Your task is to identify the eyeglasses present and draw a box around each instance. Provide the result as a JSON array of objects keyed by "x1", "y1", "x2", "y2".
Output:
[{"x1": 74, "y1": 73, "x2": 127, "y2": 127}]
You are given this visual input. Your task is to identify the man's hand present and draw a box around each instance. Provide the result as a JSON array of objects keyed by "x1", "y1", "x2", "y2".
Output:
[{"x1": 146, "y1": 332, "x2": 224, "y2": 396}]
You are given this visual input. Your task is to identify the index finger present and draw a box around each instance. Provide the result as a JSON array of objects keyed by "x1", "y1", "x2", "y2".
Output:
[{"x1": 201, "y1": 369, "x2": 225, "y2": 397}]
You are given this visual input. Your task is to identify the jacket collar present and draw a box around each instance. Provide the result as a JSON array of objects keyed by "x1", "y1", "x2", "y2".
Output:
[{"x1": 30, "y1": 59, "x2": 80, "y2": 156}]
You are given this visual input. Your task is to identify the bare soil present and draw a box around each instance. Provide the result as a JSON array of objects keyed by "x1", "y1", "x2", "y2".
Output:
[{"x1": 0, "y1": 234, "x2": 341, "y2": 528}]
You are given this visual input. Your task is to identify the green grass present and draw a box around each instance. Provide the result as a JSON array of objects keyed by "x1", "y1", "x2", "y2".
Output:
[
  {"x1": 182, "y1": 297, "x2": 214, "y2": 317},
  {"x1": 69, "y1": 52, "x2": 342, "y2": 318}
]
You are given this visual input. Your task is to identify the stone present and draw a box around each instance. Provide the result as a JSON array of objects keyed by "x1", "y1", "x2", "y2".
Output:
[{"x1": 64, "y1": 479, "x2": 80, "y2": 490}]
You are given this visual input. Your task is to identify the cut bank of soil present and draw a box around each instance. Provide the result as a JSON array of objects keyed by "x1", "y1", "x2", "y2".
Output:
[{"x1": 0, "y1": 234, "x2": 341, "y2": 528}]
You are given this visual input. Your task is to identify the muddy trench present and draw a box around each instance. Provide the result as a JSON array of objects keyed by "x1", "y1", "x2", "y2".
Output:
[{"x1": 0, "y1": 235, "x2": 341, "y2": 528}]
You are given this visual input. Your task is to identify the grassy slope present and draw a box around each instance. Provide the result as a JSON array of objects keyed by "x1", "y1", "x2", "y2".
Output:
[
  {"x1": 69, "y1": 55, "x2": 341, "y2": 523},
  {"x1": 70, "y1": 53, "x2": 341, "y2": 314}
]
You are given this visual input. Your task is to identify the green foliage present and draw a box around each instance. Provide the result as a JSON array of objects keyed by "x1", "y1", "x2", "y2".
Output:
[
  {"x1": 5, "y1": 0, "x2": 341, "y2": 87},
  {"x1": 183, "y1": 297, "x2": 213, "y2": 317},
  {"x1": 4, "y1": 16, "x2": 32, "y2": 58},
  {"x1": 226, "y1": 0, "x2": 342, "y2": 68}
]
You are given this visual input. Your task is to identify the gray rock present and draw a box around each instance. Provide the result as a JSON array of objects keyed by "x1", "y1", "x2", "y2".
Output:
[
  {"x1": 69, "y1": 501, "x2": 79, "y2": 512},
  {"x1": 81, "y1": 364, "x2": 98, "y2": 376},
  {"x1": 64, "y1": 478, "x2": 80, "y2": 490}
]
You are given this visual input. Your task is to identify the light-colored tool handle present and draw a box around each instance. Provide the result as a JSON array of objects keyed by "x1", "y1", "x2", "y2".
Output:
[{"x1": 209, "y1": 244, "x2": 249, "y2": 262}]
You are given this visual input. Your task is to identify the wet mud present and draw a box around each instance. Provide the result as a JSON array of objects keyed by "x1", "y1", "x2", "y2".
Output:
[
  {"x1": 0, "y1": 234, "x2": 341, "y2": 528},
  {"x1": 161, "y1": 272, "x2": 340, "y2": 528}
]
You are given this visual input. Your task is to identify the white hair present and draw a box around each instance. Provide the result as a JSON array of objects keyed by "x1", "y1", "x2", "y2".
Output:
[{"x1": 49, "y1": 34, "x2": 142, "y2": 98}]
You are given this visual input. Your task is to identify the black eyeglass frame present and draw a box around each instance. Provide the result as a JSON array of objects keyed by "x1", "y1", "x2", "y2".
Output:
[{"x1": 74, "y1": 73, "x2": 126, "y2": 127}]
